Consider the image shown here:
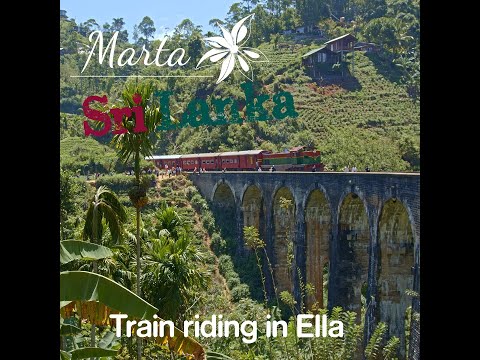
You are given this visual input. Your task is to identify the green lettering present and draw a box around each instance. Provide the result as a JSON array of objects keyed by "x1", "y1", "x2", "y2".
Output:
[
  {"x1": 182, "y1": 98, "x2": 212, "y2": 127},
  {"x1": 272, "y1": 91, "x2": 298, "y2": 119},
  {"x1": 155, "y1": 90, "x2": 174, "y2": 130},
  {"x1": 241, "y1": 82, "x2": 272, "y2": 122},
  {"x1": 212, "y1": 98, "x2": 243, "y2": 125}
]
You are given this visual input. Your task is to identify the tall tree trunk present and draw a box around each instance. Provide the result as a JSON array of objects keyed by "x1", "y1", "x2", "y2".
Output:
[
  {"x1": 90, "y1": 259, "x2": 99, "y2": 357},
  {"x1": 135, "y1": 149, "x2": 142, "y2": 360},
  {"x1": 91, "y1": 206, "x2": 99, "y2": 360},
  {"x1": 136, "y1": 206, "x2": 142, "y2": 360}
]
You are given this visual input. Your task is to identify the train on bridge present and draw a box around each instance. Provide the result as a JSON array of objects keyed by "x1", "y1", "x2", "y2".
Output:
[{"x1": 146, "y1": 146, "x2": 324, "y2": 172}]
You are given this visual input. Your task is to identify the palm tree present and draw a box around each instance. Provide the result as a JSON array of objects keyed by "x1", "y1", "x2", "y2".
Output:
[
  {"x1": 155, "y1": 202, "x2": 185, "y2": 240},
  {"x1": 142, "y1": 233, "x2": 207, "y2": 321},
  {"x1": 83, "y1": 185, "x2": 127, "y2": 352},
  {"x1": 144, "y1": 204, "x2": 206, "y2": 321},
  {"x1": 111, "y1": 81, "x2": 162, "y2": 359}
]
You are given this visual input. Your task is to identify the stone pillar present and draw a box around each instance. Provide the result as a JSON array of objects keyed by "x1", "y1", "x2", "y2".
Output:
[
  {"x1": 293, "y1": 205, "x2": 306, "y2": 312},
  {"x1": 364, "y1": 206, "x2": 379, "y2": 351},
  {"x1": 327, "y1": 207, "x2": 339, "y2": 311},
  {"x1": 408, "y1": 243, "x2": 420, "y2": 360},
  {"x1": 235, "y1": 194, "x2": 245, "y2": 255},
  {"x1": 263, "y1": 191, "x2": 275, "y2": 297}
]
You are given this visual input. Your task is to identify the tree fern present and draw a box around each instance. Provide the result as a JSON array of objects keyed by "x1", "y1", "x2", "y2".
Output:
[
  {"x1": 382, "y1": 336, "x2": 400, "y2": 360},
  {"x1": 365, "y1": 322, "x2": 387, "y2": 360}
]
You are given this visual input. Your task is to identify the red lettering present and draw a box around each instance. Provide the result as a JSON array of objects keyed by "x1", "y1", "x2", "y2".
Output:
[
  {"x1": 132, "y1": 94, "x2": 147, "y2": 133},
  {"x1": 82, "y1": 94, "x2": 147, "y2": 136},
  {"x1": 109, "y1": 107, "x2": 131, "y2": 135},
  {"x1": 82, "y1": 95, "x2": 111, "y2": 137}
]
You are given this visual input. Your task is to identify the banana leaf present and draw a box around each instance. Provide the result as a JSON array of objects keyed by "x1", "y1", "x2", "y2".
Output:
[
  {"x1": 156, "y1": 323, "x2": 205, "y2": 360},
  {"x1": 60, "y1": 271, "x2": 157, "y2": 319},
  {"x1": 60, "y1": 271, "x2": 206, "y2": 359},
  {"x1": 60, "y1": 240, "x2": 113, "y2": 264},
  {"x1": 98, "y1": 331, "x2": 117, "y2": 349}
]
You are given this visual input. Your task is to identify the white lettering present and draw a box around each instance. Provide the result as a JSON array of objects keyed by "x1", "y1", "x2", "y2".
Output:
[
  {"x1": 81, "y1": 31, "x2": 190, "y2": 72},
  {"x1": 240, "y1": 321, "x2": 257, "y2": 344},
  {"x1": 328, "y1": 320, "x2": 344, "y2": 337},
  {"x1": 137, "y1": 320, "x2": 151, "y2": 337},
  {"x1": 297, "y1": 314, "x2": 314, "y2": 338},
  {"x1": 272, "y1": 320, "x2": 288, "y2": 337},
  {"x1": 109, "y1": 314, "x2": 128, "y2": 337},
  {"x1": 82, "y1": 31, "x2": 119, "y2": 73},
  {"x1": 167, "y1": 48, "x2": 189, "y2": 66},
  {"x1": 126, "y1": 320, "x2": 137, "y2": 337},
  {"x1": 117, "y1": 48, "x2": 141, "y2": 66},
  {"x1": 200, "y1": 315, "x2": 217, "y2": 338},
  {"x1": 183, "y1": 320, "x2": 194, "y2": 337}
]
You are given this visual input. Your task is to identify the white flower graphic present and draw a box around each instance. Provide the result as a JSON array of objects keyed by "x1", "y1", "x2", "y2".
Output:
[{"x1": 196, "y1": 14, "x2": 268, "y2": 84}]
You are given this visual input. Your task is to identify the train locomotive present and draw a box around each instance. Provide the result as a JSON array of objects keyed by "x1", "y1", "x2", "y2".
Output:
[{"x1": 146, "y1": 146, "x2": 324, "y2": 172}]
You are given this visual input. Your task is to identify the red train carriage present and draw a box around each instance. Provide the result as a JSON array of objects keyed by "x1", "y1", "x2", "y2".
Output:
[
  {"x1": 218, "y1": 150, "x2": 266, "y2": 170},
  {"x1": 237, "y1": 150, "x2": 266, "y2": 170},
  {"x1": 179, "y1": 154, "x2": 199, "y2": 171},
  {"x1": 146, "y1": 146, "x2": 324, "y2": 172},
  {"x1": 145, "y1": 155, "x2": 182, "y2": 169},
  {"x1": 180, "y1": 153, "x2": 221, "y2": 171}
]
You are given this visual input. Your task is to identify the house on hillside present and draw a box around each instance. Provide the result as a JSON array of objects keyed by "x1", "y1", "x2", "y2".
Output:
[
  {"x1": 324, "y1": 33, "x2": 357, "y2": 52},
  {"x1": 60, "y1": 10, "x2": 68, "y2": 19},
  {"x1": 301, "y1": 33, "x2": 381, "y2": 78},
  {"x1": 302, "y1": 33, "x2": 356, "y2": 78},
  {"x1": 302, "y1": 46, "x2": 341, "y2": 78}
]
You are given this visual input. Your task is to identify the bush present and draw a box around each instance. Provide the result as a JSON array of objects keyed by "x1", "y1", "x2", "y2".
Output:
[
  {"x1": 210, "y1": 232, "x2": 226, "y2": 254},
  {"x1": 159, "y1": 186, "x2": 173, "y2": 198},
  {"x1": 231, "y1": 284, "x2": 251, "y2": 302},
  {"x1": 202, "y1": 211, "x2": 216, "y2": 235},
  {"x1": 226, "y1": 276, "x2": 241, "y2": 290},
  {"x1": 204, "y1": 252, "x2": 217, "y2": 265},
  {"x1": 224, "y1": 270, "x2": 239, "y2": 282},
  {"x1": 191, "y1": 194, "x2": 208, "y2": 213},
  {"x1": 95, "y1": 174, "x2": 134, "y2": 193},
  {"x1": 184, "y1": 186, "x2": 199, "y2": 200},
  {"x1": 218, "y1": 255, "x2": 234, "y2": 275}
]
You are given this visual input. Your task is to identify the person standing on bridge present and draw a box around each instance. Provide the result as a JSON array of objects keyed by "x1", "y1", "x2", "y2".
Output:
[
  {"x1": 344, "y1": 166, "x2": 349, "y2": 172},
  {"x1": 312, "y1": 165, "x2": 317, "y2": 172},
  {"x1": 352, "y1": 166, "x2": 357, "y2": 172}
]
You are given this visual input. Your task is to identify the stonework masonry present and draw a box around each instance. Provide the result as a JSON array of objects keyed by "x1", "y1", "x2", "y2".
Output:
[{"x1": 189, "y1": 171, "x2": 420, "y2": 359}]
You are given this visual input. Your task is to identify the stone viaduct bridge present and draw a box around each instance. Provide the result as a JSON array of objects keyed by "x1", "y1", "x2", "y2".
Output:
[{"x1": 189, "y1": 171, "x2": 420, "y2": 358}]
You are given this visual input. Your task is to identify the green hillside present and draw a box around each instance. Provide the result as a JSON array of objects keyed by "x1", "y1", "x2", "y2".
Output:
[
  {"x1": 60, "y1": 0, "x2": 420, "y2": 173},
  {"x1": 61, "y1": 45, "x2": 419, "y2": 172}
]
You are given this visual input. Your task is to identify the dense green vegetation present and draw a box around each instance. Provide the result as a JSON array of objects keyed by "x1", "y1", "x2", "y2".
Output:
[{"x1": 60, "y1": 1, "x2": 420, "y2": 358}]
